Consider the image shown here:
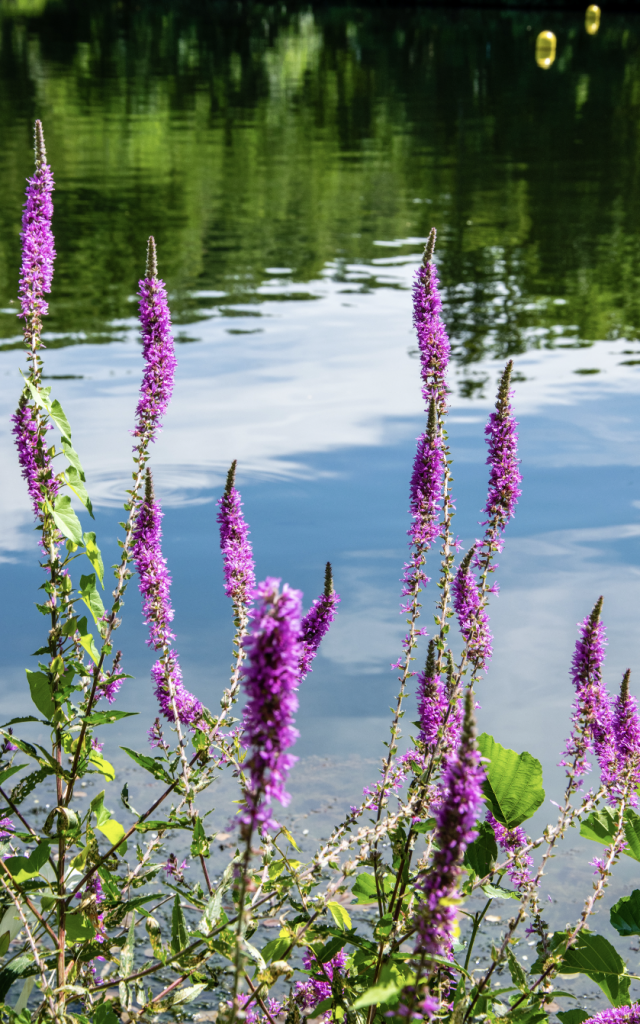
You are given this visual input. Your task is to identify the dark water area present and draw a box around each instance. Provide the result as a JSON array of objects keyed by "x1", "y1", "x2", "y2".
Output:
[{"x1": 2, "y1": 3, "x2": 640, "y2": 991}]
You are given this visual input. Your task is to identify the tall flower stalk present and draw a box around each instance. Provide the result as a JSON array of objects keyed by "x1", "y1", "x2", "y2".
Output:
[
  {"x1": 403, "y1": 691, "x2": 484, "y2": 1018},
  {"x1": 19, "y1": 119, "x2": 55, "y2": 385},
  {"x1": 299, "y1": 562, "x2": 340, "y2": 680}
]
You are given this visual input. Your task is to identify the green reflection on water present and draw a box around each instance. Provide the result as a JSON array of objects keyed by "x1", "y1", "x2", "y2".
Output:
[{"x1": 1, "y1": 1, "x2": 640, "y2": 383}]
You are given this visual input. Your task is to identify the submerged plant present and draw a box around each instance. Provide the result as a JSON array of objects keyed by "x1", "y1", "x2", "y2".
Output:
[{"x1": 0, "y1": 125, "x2": 637, "y2": 1024}]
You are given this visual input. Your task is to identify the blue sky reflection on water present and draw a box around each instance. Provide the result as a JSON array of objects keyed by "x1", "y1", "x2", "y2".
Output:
[{"x1": 1, "y1": 253, "x2": 640, "y2": 806}]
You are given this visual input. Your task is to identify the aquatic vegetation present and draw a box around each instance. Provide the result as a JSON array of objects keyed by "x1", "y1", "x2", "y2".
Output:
[{"x1": 2, "y1": 123, "x2": 640, "y2": 1024}]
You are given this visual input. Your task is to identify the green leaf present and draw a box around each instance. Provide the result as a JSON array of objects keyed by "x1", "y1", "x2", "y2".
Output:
[
  {"x1": 281, "y1": 825, "x2": 299, "y2": 851},
  {"x1": 353, "y1": 982, "x2": 403, "y2": 1009},
  {"x1": 83, "y1": 532, "x2": 104, "y2": 585},
  {"x1": 78, "y1": 574, "x2": 105, "y2": 625},
  {"x1": 581, "y1": 807, "x2": 640, "y2": 862},
  {"x1": 480, "y1": 883, "x2": 518, "y2": 900},
  {"x1": 85, "y1": 710, "x2": 138, "y2": 726},
  {"x1": 134, "y1": 818, "x2": 191, "y2": 833},
  {"x1": 65, "y1": 910, "x2": 95, "y2": 944},
  {"x1": 0, "y1": 764, "x2": 26, "y2": 787},
  {"x1": 52, "y1": 495, "x2": 83, "y2": 544},
  {"x1": 61, "y1": 439, "x2": 84, "y2": 477},
  {"x1": 89, "y1": 751, "x2": 116, "y2": 781},
  {"x1": 316, "y1": 936, "x2": 348, "y2": 964},
  {"x1": 91, "y1": 790, "x2": 112, "y2": 827},
  {"x1": 191, "y1": 816, "x2": 209, "y2": 858},
  {"x1": 327, "y1": 901, "x2": 351, "y2": 931},
  {"x1": 477, "y1": 733, "x2": 545, "y2": 828},
  {"x1": 0, "y1": 955, "x2": 35, "y2": 1001},
  {"x1": 65, "y1": 466, "x2": 93, "y2": 518},
  {"x1": 557, "y1": 1012, "x2": 591, "y2": 1024},
  {"x1": 557, "y1": 932, "x2": 630, "y2": 1007},
  {"x1": 25, "y1": 670, "x2": 54, "y2": 720},
  {"x1": 10, "y1": 767, "x2": 52, "y2": 805},
  {"x1": 79, "y1": 632, "x2": 100, "y2": 666},
  {"x1": 94, "y1": 1005, "x2": 120, "y2": 1024},
  {"x1": 22, "y1": 378, "x2": 51, "y2": 412},
  {"x1": 119, "y1": 914, "x2": 136, "y2": 1008},
  {"x1": 121, "y1": 746, "x2": 173, "y2": 784},
  {"x1": 49, "y1": 398, "x2": 72, "y2": 439},
  {"x1": 97, "y1": 818, "x2": 126, "y2": 849},
  {"x1": 506, "y1": 947, "x2": 529, "y2": 994},
  {"x1": 171, "y1": 894, "x2": 188, "y2": 954},
  {"x1": 261, "y1": 938, "x2": 290, "y2": 962},
  {"x1": 308, "y1": 998, "x2": 333, "y2": 1019},
  {"x1": 611, "y1": 890, "x2": 640, "y2": 936},
  {"x1": 464, "y1": 820, "x2": 498, "y2": 878},
  {"x1": 352, "y1": 872, "x2": 378, "y2": 905}
]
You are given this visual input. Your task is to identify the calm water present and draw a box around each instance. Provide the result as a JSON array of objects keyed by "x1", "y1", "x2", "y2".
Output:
[{"x1": 2, "y1": 1, "x2": 640, "y2": 828}]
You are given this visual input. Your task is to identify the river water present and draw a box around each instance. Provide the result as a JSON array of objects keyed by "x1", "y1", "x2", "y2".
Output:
[{"x1": 2, "y1": 1, "x2": 640, "y2": 928}]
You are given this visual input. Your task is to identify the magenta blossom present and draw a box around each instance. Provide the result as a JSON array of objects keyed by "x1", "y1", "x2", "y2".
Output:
[
  {"x1": 582, "y1": 1009, "x2": 640, "y2": 1024},
  {"x1": 452, "y1": 549, "x2": 493, "y2": 671},
  {"x1": 0, "y1": 818, "x2": 15, "y2": 840},
  {"x1": 486, "y1": 812, "x2": 533, "y2": 890},
  {"x1": 611, "y1": 670, "x2": 640, "y2": 797},
  {"x1": 132, "y1": 470, "x2": 175, "y2": 650},
  {"x1": 483, "y1": 361, "x2": 522, "y2": 531},
  {"x1": 133, "y1": 237, "x2": 177, "y2": 446},
  {"x1": 412, "y1": 229, "x2": 451, "y2": 410},
  {"x1": 19, "y1": 120, "x2": 56, "y2": 336},
  {"x1": 217, "y1": 460, "x2": 256, "y2": 608},
  {"x1": 241, "y1": 578, "x2": 302, "y2": 830},
  {"x1": 299, "y1": 563, "x2": 340, "y2": 680}
]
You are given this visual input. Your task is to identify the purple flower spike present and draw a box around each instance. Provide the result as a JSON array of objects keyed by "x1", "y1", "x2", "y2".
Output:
[
  {"x1": 417, "y1": 640, "x2": 448, "y2": 752},
  {"x1": 413, "y1": 229, "x2": 451, "y2": 410},
  {"x1": 299, "y1": 562, "x2": 340, "y2": 680},
  {"x1": 561, "y1": 597, "x2": 614, "y2": 787},
  {"x1": 453, "y1": 548, "x2": 493, "y2": 671},
  {"x1": 132, "y1": 470, "x2": 175, "y2": 650},
  {"x1": 11, "y1": 397, "x2": 59, "y2": 517},
  {"x1": 19, "y1": 121, "x2": 56, "y2": 356},
  {"x1": 151, "y1": 651, "x2": 203, "y2": 727},
  {"x1": 408, "y1": 399, "x2": 446, "y2": 552},
  {"x1": 132, "y1": 469, "x2": 202, "y2": 726},
  {"x1": 486, "y1": 812, "x2": 533, "y2": 890},
  {"x1": 241, "y1": 578, "x2": 302, "y2": 831},
  {"x1": 483, "y1": 361, "x2": 522, "y2": 531},
  {"x1": 411, "y1": 690, "x2": 484, "y2": 968},
  {"x1": 582, "y1": 1010, "x2": 640, "y2": 1024},
  {"x1": 216, "y1": 460, "x2": 256, "y2": 607},
  {"x1": 612, "y1": 670, "x2": 640, "y2": 793},
  {"x1": 133, "y1": 236, "x2": 177, "y2": 446}
]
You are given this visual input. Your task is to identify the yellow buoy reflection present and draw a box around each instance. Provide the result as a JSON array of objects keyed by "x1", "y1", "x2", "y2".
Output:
[
  {"x1": 585, "y1": 5, "x2": 601, "y2": 35},
  {"x1": 535, "y1": 30, "x2": 557, "y2": 69}
]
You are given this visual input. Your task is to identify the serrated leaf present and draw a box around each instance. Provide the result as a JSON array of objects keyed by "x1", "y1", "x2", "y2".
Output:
[
  {"x1": 543, "y1": 931, "x2": 630, "y2": 1007},
  {"x1": 610, "y1": 890, "x2": 640, "y2": 936},
  {"x1": 78, "y1": 574, "x2": 105, "y2": 625},
  {"x1": 351, "y1": 872, "x2": 379, "y2": 905},
  {"x1": 121, "y1": 746, "x2": 172, "y2": 784},
  {"x1": 51, "y1": 495, "x2": 83, "y2": 544},
  {"x1": 83, "y1": 532, "x2": 104, "y2": 585},
  {"x1": 557, "y1": 1012, "x2": 591, "y2": 1024},
  {"x1": 478, "y1": 733, "x2": 545, "y2": 828},
  {"x1": 327, "y1": 901, "x2": 351, "y2": 930},
  {"x1": 25, "y1": 670, "x2": 54, "y2": 720}
]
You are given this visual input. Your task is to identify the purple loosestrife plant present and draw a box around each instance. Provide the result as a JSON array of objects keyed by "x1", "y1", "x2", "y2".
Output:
[
  {"x1": 240, "y1": 578, "x2": 302, "y2": 831},
  {"x1": 561, "y1": 596, "x2": 615, "y2": 790},
  {"x1": 452, "y1": 547, "x2": 493, "y2": 673},
  {"x1": 19, "y1": 120, "x2": 56, "y2": 383},
  {"x1": 401, "y1": 690, "x2": 484, "y2": 1018},
  {"x1": 583, "y1": 1010, "x2": 640, "y2": 1024},
  {"x1": 7, "y1": 186, "x2": 640, "y2": 1024},
  {"x1": 132, "y1": 469, "x2": 202, "y2": 726},
  {"x1": 299, "y1": 562, "x2": 340, "y2": 680},
  {"x1": 133, "y1": 236, "x2": 177, "y2": 448},
  {"x1": 611, "y1": 669, "x2": 640, "y2": 797},
  {"x1": 217, "y1": 460, "x2": 256, "y2": 609},
  {"x1": 412, "y1": 227, "x2": 450, "y2": 412}
]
